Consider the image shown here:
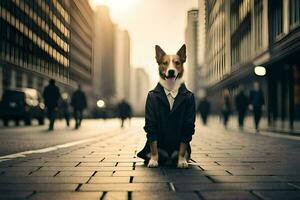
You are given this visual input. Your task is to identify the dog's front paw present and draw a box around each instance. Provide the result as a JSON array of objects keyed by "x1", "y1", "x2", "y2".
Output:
[
  {"x1": 147, "y1": 159, "x2": 158, "y2": 168},
  {"x1": 177, "y1": 157, "x2": 188, "y2": 168}
]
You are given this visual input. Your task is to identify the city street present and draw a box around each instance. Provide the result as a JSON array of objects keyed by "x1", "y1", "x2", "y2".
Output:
[
  {"x1": 0, "y1": 119, "x2": 122, "y2": 156},
  {"x1": 0, "y1": 118, "x2": 299, "y2": 200}
]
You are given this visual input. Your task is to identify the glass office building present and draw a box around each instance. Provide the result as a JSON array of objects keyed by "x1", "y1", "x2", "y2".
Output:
[{"x1": 0, "y1": 0, "x2": 71, "y2": 95}]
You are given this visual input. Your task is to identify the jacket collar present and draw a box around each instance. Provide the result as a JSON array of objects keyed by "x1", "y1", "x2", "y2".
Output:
[{"x1": 153, "y1": 82, "x2": 189, "y2": 113}]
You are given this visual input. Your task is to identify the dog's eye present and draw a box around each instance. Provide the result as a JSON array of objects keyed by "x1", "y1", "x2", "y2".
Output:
[
  {"x1": 162, "y1": 61, "x2": 168, "y2": 65},
  {"x1": 175, "y1": 61, "x2": 181, "y2": 65}
]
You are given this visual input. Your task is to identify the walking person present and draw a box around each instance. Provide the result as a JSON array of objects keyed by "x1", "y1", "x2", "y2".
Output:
[
  {"x1": 235, "y1": 86, "x2": 248, "y2": 130},
  {"x1": 197, "y1": 97, "x2": 210, "y2": 125},
  {"x1": 221, "y1": 90, "x2": 232, "y2": 129},
  {"x1": 58, "y1": 93, "x2": 70, "y2": 127},
  {"x1": 117, "y1": 100, "x2": 132, "y2": 128},
  {"x1": 249, "y1": 82, "x2": 265, "y2": 132},
  {"x1": 43, "y1": 79, "x2": 61, "y2": 131},
  {"x1": 71, "y1": 85, "x2": 87, "y2": 129}
]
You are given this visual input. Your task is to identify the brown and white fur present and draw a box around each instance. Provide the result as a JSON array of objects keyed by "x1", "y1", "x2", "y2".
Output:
[{"x1": 147, "y1": 44, "x2": 189, "y2": 168}]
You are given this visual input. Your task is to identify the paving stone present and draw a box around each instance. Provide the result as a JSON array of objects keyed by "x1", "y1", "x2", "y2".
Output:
[
  {"x1": 0, "y1": 191, "x2": 32, "y2": 199},
  {"x1": 0, "y1": 176, "x2": 89, "y2": 184},
  {"x1": 208, "y1": 175, "x2": 281, "y2": 183},
  {"x1": 103, "y1": 192, "x2": 127, "y2": 200},
  {"x1": 199, "y1": 191, "x2": 259, "y2": 200},
  {"x1": 253, "y1": 191, "x2": 300, "y2": 200},
  {"x1": 88, "y1": 177, "x2": 130, "y2": 183},
  {"x1": 175, "y1": 182, "x2": 296, "y2": 191},
  {"x1": 0, "y1": 170, "x2": 31, "y2": 176},
  {"x1": 132, "y1": 176, "x2": 171, "y2": 183},
  {"x1": 29, "y1": 192, "x2": 102, "y2": 200},
  {"x1": 57, "y1": 171, "x2": 96, "y2": 177},
  {"x1": 273, "y1": 176, "x2": 300, "y2": 182},
  {"x1": 132, "y1": 192, "x2": 200, "y2": 200},
  {"x1": 0, "y1": 183, "x2": 78, "y2": 191},
  {"x1": 112, "y1": 171, "x2": 163, "y2": 177},
  {"x1": 80, "y1": 183, "x2": 169, "y2": 191},
  {"x1": 29, "y1": 171, "x2": 58, "y2": 177},
  {"x1": 228, "y1": 170, "x2": 300, "y2": 176},
  {"x1": 79, "y1": 162, "x2": 117, "y2": 167}
]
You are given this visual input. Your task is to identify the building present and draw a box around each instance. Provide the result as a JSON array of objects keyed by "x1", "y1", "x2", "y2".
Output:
[
  {"x1": 114, "y1": 27, "x2": 131, "y2": 102},
  {"x1": 204, "y1": 0, "x2": 300, "y2": 131},
  {"x1": 185, "y1": 9, "x2": 199, "y2": 94},
  {"x1": 0, "y1": 0, "x2": 71, "y2": 97},
  {"x1": 69, "y1": 0, "x2": 94, "y2": 87},
  {"x1": 129, "y1": 67, "x2": 150, "y2": 116},
  {"x1": 93, "y1": 6, "x2": 116, "y2": 104},
  {"x1": 198, "y1": 0, "x2": 206, "y2": 72},
  {"x1": 69, "y1": 0, "x2": 94, "y2": 110}
]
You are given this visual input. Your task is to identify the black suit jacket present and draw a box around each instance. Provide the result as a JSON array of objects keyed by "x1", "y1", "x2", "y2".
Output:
[{"x1": 137, "y1": 83, "x2": 196, "y2": 159}]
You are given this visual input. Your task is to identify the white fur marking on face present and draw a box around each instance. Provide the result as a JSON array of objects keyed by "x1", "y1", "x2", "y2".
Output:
[{"x1": 166, "y1": 55, "x2": 178, "y2": 77}]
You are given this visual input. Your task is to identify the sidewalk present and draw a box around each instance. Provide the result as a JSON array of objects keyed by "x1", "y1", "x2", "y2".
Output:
[
  {"x1": 0, "y1": 119, "x2": 299, "y2": 200},
  {"x1": 206, "y1": 116, "x2": 300, "y2": 139}
]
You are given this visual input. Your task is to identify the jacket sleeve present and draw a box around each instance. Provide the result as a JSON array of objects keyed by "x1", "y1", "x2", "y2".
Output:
[
  {"x1": 181, "y1": 93, "x2": 196, "y2": 144},
  {"x1": 143, "y1": 92, "x2": 158, "y2": 142}
]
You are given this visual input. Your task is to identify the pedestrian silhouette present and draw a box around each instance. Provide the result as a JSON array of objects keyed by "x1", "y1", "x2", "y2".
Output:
[
  {"x1": 43, "y1": 79, "x2": 61, "y2": 131},
  {"x1": 235, "y1": 86, "x2": 249, "y2": 130},
  {"x1": 249, "y1": 82, "x2": 265, "y2": 132},
  {"x1": 71, "y1": 85, "x2": 87, "y2": 129},
  {"x1": 197, "y1": 97, "x2": 210, "y2": 125},
  {"x1": 58, "y1": 93, "x2": 70, "y2": 127},
  {"x1": 221, "y1": 90, "x2": 232, "y2": 129},
  {"x1": 117, "y1": 100, "x2": 132, "y2": 128}
]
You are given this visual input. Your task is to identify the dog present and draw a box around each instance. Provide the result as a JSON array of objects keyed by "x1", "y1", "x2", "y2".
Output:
[{"x1": 137, "y1": 44, "x2": 196, "y2": 168}]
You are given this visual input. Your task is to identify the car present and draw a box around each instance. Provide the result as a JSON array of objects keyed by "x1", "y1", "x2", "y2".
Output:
[{"x1": 0, "y1": 88, "x2": 45, "y2": 126}]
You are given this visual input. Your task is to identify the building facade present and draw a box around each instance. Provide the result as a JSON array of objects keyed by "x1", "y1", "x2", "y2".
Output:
[
  {"x1": 114, "y1": 27, "x2": 131, "y2": 102},
  {"x1": 129, "y1": 67, "x2": 150, "y2": 116},
  {"x1": 69, "y1": 0, "x2": 94, "y2": 110},
  {"x1": 69, "y1": 0, "x2": 94, "y2": 86},
  {"x1": 185, "y1": 9, "x2": 199, "y2": 94},
  {"x1": 0, "y1": 0, "x2": 71, "y2": 97},
  {"x1": 198, "y1": 0, "x2": 206, "y2": 77},
  {"x1": 93, "y1": 6, "x2": 116, "y2": 104},
  {"x1": 204, "y1": 0, "x2": 300, "y2": 131}
]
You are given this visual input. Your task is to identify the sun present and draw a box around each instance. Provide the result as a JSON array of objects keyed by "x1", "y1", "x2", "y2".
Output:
[{"x1": 90, "y1": 0, "x2": 137, "y2": 12}]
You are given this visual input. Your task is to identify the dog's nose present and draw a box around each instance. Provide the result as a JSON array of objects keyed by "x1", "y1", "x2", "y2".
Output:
[{"x1": 168, "y1": 69, "x2": 175, "y2": 77}]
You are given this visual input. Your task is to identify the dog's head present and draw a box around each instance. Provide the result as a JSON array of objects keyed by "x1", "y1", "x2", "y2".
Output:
[{"x1": 155, "y1": 44, "x2": 186, "y2": 81}]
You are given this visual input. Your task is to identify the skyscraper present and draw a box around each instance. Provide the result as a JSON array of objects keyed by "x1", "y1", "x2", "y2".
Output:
[
  {"x1": 185, "y1": 9, "x2": 204, "y2": 97},
  {"x1": 114, "y1": 27, "x2": 131, "y2": 102},
  {"x1": 69, "y1": 0, "x2": 94, "y2": 87},
  {"x1": 93, "y1": 6, "x2": 116, "y2": 102}
]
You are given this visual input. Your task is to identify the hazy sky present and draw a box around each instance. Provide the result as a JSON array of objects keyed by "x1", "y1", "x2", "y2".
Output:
[{"x1": 90, "y1": 0, "x2": 198, "y2": 86}]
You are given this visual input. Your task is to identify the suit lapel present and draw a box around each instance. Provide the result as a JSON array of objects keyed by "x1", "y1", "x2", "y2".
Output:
[
  {"x1": 153, "y1": 83, "x2": 170, "y2": 109},
  {"x1": 170, "y1": 83, "x2": 188, "y2": 114},
  {"x1": 170, "y1": 93, "x2": 185, "y2": 114}
]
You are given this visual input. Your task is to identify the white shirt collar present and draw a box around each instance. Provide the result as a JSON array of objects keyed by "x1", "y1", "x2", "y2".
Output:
[{"x1": 163, "y1": 88, "x2": 178, "y2": 99}]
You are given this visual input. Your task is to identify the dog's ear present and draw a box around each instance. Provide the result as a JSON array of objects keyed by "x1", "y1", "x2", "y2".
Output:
[
  {"x1": 155, "y1": 45, "x2": 166, "y2": 64},
  {"x1": 177, "y1": 44, "x2": 186, "y2": 63}
]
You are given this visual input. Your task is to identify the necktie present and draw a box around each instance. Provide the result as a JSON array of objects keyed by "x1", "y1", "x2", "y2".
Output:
[{"x1": 167, "y1": 92, "x2": 175, "y2": 110}]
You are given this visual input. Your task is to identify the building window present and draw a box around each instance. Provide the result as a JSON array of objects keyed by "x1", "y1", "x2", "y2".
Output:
[
  {"x1": 16, "y1": 70, "x2": 22, "y2": 88},
  {"x1": 289, "y1": 0, "x2": 300, "y2": 29},
  {"x1": 2, "y1": 67, "x2": 11, "y2": 89},
  {"x1": 270, "y1": 0, "x2": 283, "y2": 41},
  {"x1": 254, "y1": 0, "x2": 263, "y2": 50}
]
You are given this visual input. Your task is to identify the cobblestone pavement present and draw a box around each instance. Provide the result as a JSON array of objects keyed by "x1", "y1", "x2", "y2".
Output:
[{"x1": 0, "y1": 119, "x2": 299, "y2": 200}]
